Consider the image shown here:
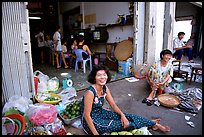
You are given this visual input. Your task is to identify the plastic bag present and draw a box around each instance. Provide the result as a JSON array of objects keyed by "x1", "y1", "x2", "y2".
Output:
[
  {"x1": 71, "y1": 118, "x2": 83, "y2": 129},
  {"x1": 58, "y1": 87, "x2": 77, "y2": 105},
  {"x1": 27, "y1": 103, "x2": 57, "y2": 126},
  {"x1": 44, "y1": 117, "x2": 66, "y2": 135},
  {"x1": 2, "y1": 95, "x2": 33, "y2": 115},
  {"x1": 47, "y1": 77, "x2": 59, "y2": 92},
  {"x1": 33, "y1": 70, "x2": 49, "y2": 93}
]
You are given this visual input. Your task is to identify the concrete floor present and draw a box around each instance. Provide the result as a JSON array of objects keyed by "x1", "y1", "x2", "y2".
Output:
[
  {"x1": 33, "y1": 56, "x2": 202, "y2": 135},
  {"x1": 65, "y1": 78, "x2": 202, "y2": 135}
]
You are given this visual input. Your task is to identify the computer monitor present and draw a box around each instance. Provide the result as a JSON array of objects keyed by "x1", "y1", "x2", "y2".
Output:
[
  {"x1": 78, "y1": 32, "x2": 85, "y2": 36},
  {"x1": 93, "y1": 31, "x2": 100, "y2": 40},
  {"x1": 92, "y1": 27, "x2": 109, "y2": 43}
]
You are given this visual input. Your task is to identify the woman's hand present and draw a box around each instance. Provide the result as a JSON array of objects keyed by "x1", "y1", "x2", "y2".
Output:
[
  {"x1": 120, "y1": 114, "x2": 129, "y2": 129},
  {"x1": 156, "y1": 82, "x2": 164, "y2": 87}
]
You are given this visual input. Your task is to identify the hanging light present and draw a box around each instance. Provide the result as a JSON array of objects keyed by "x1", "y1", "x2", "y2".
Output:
[{"x1": 29, "y1": 17, "x2": 41, "y2": 19}]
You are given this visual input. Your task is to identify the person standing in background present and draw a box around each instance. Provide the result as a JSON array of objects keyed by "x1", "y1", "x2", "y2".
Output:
[
  {"x1": 35, "y1": 28, "x2": 46, "y2": 64},
  {"x1": 53, "y1": 25, "x2": 69, "y2": 69}
]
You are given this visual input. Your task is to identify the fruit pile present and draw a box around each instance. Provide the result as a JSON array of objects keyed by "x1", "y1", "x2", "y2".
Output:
[
  {"x1": 60, "y1": 100, "x2": 81, "y2": 120},
  {"x1": 110, "y1": 129, "x2": 144, "y2": 135}
]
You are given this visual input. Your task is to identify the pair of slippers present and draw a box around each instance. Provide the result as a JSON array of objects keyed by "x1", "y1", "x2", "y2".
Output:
[{"x1": 142, "y1": 98, "x2": 154, "y2": 106}]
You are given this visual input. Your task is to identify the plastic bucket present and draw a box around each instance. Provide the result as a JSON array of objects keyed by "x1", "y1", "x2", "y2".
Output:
[{"x1": 94, "y1": 58, "x2": 98, "y2": 65}]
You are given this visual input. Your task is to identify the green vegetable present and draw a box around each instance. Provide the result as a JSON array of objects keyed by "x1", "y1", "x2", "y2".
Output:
[{"x1": 110, "y1": 132, "x2": 118, "y2": 135}]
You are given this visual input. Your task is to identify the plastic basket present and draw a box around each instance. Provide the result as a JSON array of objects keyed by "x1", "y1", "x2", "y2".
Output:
[
  {"x1": 5, "y1": 114, "x2": 26, "y2": 135},
  {"x1": 59, "y1": 99, "x2": 82, "y2": 125},
  {"x1": 2, "y1": 117, "x2": 15, "y2": 135},
  {"x1": 35, "y1": 93, "x2": 62, "y2": 105}
]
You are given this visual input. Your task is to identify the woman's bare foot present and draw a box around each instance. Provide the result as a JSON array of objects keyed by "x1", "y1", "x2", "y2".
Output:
[
  {"x1": 153, "y1": 123, "x2": 170, "y2": 132},
  {"x1": 64, "y1": 65, "x2": 69, "y2": 69},
  {"x1": 152, "y1": 118, "x2": 161, "y2": 124},
  {"x1": 56, "y1": 65, "x2": 61, "y2": 69}
]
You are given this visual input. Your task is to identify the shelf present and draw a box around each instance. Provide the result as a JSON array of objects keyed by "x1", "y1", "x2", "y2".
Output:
[
  {"x1": 106, "y1": 23, "x2": 133, "y2": 31},
  {"x1": 106, "y1": 23, "x2": 133, "y2": 28}
]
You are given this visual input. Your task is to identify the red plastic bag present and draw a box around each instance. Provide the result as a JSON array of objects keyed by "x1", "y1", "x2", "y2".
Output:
[{"x1": 27, "y1": 103, "x2": 57, "y2": 126}]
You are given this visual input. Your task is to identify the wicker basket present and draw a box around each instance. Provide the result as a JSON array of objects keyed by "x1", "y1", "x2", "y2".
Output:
[
  {"x1": 114, "y1": 40, "x2": 133, "y2": 61},
  {"x1": 158, "y1": 94, "x2": 181, "y2": 108}
]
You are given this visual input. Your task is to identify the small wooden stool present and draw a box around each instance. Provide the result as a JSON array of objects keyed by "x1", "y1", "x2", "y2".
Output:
[{"x1": 189, "y1": 66, "x2": 202, "y2": 85}]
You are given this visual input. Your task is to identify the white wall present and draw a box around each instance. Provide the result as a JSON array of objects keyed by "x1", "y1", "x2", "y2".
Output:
[
  {"x1": 83, "y1": 2, "x2": 134, "y2": 43},
  {"x1": 84, "y1": 2, "x2": 130, "y2": 27},
  {"x1": 145, "y1": 2, "x2": 165, "y2": 64},
  {"x1": 134, "y1": 2, "x2": 145, "y2": 64},
  {"x1": 59, "y1": 2, "x2": 134, "y2": 43},
  {"x1": 173, "y1": 20, "x2": 192, "y2": 42},
  {"x1": 155, "y1": 2, "x2": 165, "y2": 61}
]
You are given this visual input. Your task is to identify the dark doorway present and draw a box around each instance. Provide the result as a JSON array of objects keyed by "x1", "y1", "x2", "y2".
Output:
[
  {"x1": 28, "y1": 2, "x2": 58, "y2": 66},
  {"x1": 62, "y1": 6, "x2": 80, "y2": 49}
]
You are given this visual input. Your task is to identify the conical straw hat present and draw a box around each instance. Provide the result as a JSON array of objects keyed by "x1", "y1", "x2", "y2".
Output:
[{"x1": 114, "y1": 40, "x2": 133, "y2": 61}]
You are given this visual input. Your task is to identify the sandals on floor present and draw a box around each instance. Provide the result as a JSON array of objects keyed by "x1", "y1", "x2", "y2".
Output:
[
  {"x1": 64, "y1": 66, "x2": 69, "y2": 69},
  {"x1": 56, "y1": 66, "x2": 61, "y2": 69},
  {"x1": 147, "y1": 100, "x2": 154, "y2": 106},
  {"x1": 142, "y1": 98, "x2": 154, "y2": 106},
  {"x1": 142, "y1": 98, "x2": 148, "y2": 103}
]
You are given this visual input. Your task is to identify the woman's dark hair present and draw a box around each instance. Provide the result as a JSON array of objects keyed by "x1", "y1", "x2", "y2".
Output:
[
  {"x1": 76, "y1": 35, "x2": 84, "y2": 44},
  {"x1": 87, "y1": 65, "x2": 112, "y2": 84},
  {"x1": 160, "y1": 49, "x2": 172, "y2": 59},
  {"x1": 178, "y1": 32, "x2": 185, "y2": 36}
]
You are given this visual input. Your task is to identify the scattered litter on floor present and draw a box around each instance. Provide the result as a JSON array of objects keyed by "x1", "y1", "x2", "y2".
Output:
[
  {"x1": 187, "y1": 121, "x2": 195, "y2": 128},
  {"x1": 185, "y1": 115, "x2": 190, "y2": 121},
  {"x1": 154, "y1": 100, "x2": 160, "y2": 107},
  {"x1": 128, "y1": 94, "x2": 132, "y2": 96},
  {"x1": 125, "y1": 77, "x2": 139, "y2": 82},
  {"x1": 188, "y1": 113, "x2": 196, "y2": 116}
]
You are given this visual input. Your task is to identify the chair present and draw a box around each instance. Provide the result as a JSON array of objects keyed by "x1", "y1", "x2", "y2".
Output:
[
  {"x1": 73, "y1": 49, "x2": 92, "y2": 73},
  {"x1": 172, "y1": 60, "x2": 188, "y2": 83},
  {"x1": 59, "y1": 52, "x2": 70, "y2": 66},
  {"x1": 189, "y1": 66, "x2": 202, "y2": 85}
]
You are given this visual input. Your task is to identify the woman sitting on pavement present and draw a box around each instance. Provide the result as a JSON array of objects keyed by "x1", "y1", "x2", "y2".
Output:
[
  {"x1": 81, "y1": 64, "x2": 170, "y2": 135},
  {"x1": 142, "y1": 49, "x2": 173, "y2": 106}
]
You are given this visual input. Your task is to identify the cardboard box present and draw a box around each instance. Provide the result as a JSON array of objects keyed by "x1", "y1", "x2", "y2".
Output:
[{"x1": 118, "y1": 61, "x2": 133, "y2": 76}]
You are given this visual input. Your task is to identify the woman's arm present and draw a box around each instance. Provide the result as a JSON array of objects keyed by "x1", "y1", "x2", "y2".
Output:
[
  {"x1": 105, "y1": 87, "x2": 129, "y2": 128},
  {"x1": 156, "y1": 74, "x2": 170, "y2": 87},
  {"x1": 83, "y1": 91, "x2": 99, "y2": 135},
  {"x1": 83, "y1": 45, "x2": 92, "y2": 55}
]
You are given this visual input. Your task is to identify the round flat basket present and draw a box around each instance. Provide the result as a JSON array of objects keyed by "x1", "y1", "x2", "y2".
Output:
[
  {"x1": 114, "y1": 40, "x2": 133, "y2": 61},
  {"x1": 158, "y1": 94, "x2": 181, "y2": 108},
  {"x1": 35, "y1": 93, "x2": 62, "y2": 105}
]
